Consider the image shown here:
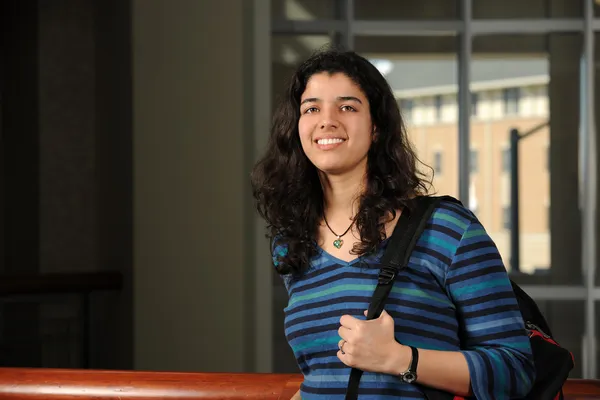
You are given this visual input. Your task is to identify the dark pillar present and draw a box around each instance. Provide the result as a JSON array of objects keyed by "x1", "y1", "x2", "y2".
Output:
[
  {"x1": 93, "y1": 0, "x2": 133, "y2": 370},
  {"x1": 0, "y1": 0, "x2": 42, "y2": 367}
]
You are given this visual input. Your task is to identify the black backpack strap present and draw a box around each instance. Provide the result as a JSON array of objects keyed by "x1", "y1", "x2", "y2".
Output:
[{"x1": 345, "y1": 195, "x2": 455, "y2": 400}]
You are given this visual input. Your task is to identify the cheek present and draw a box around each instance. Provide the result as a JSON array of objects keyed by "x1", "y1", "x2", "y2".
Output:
[
  {"x1": 297, "y1": 118, "x2": 313, "y2": 146},
  {"x1": 352, "y1": 126, "x2": 374, "y2": 148}
]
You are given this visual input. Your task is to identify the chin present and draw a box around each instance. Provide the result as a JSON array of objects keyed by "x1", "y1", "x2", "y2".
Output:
[
  {"x1": 314, "y1": 163, "x2": 349, "y2": 176},
  {"x1": 310, "y1": 156, "x2": 367, "y2": 177}
]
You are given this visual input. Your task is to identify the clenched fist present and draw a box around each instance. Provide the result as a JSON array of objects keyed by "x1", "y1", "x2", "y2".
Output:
[{"x1": 337, "y1": 310, "x2": 410, "y2": 375}]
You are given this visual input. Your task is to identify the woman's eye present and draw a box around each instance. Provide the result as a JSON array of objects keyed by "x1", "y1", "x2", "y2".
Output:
[
  {"x1": 304, "y1": 107, "x2": 318, "y2": 114},
  {"x1": 341, "y1": 105, "x2": 356, "y2": 112}
]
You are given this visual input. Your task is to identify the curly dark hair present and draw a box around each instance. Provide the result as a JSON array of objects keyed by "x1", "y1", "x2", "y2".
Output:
[{"x1": 251, "y1": 48, "x2": 431, "y2": 276}]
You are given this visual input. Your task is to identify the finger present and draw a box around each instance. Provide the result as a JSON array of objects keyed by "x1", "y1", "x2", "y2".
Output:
[
  {"x1": 338, "y1": 326, "x2": 352, "y2": 340},
  {"x1": 340, "y1": 314, "x2": 360, "y2": 329},
  {"x1": 337, "y1": 349, "x2": 355, "y2": 367},
  {"x1": 338, "y1": 339, "x2": 346, "y2": 353},
  {"x1": 379, "y1": 309, "x2": 395, "y2": 323},
  {"x1": 337, "y1": 349, "x2": 347, "y2": 363},
  {"x1": 337, "y1": 340, "x2": 353, "y2": 356}
]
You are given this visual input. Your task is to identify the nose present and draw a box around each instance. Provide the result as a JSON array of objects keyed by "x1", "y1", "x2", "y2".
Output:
[
  {"x1": 319, "y1": 109, "x2": 339, "y2": 130},
  {"x1": 319, "y1": 119, "x2": 338, "y2": 130}
]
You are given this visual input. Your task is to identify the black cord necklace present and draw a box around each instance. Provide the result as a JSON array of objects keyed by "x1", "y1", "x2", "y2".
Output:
[{"x1": 323, "y1": 214, "x2": 355, "y2": 249}]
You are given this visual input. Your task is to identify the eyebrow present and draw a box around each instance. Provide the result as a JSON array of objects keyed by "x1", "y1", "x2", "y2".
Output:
[{"x1": 300, "y1": 96, "x2": 363, "y2": 106}]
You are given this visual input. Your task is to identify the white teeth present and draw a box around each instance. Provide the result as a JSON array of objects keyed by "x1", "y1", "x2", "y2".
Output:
[{"x1": 317, "y1": 138, "x2": 345, "y2": 145}]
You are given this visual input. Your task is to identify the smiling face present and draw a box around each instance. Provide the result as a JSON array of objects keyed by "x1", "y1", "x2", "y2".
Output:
[{"x1": 298, "y1": 72, "x2": 374, "y2": 176}]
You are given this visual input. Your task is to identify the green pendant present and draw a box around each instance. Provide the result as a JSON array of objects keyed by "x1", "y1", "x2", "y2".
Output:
[{"x1": 333, "y1": 238, "x2": 344, "y2": 249}]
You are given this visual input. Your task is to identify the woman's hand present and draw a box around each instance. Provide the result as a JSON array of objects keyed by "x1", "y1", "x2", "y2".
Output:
[
  {"x1": 290, "y1": 389, "x2": 301, "y2": 400},
  {"x1": 337, "y1": 310, "x2": 410, "y2": 375}
]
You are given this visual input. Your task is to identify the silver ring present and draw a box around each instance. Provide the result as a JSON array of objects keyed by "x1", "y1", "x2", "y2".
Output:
[{"x1": 339, "y1": 340, "x2": 346, "y2": 355}]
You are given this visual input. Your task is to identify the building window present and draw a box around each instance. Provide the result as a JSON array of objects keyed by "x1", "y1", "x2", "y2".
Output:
[
  {"x1": 502, "y1": 148, "x2": 511, "y2": 173},
  {"x1": 399, "y1": 99, "x2": 414, "y2": 123},
  {"x1": 470, "y1": 149, "x2": 478, "y2": 174},
  {"x1": 503, "y1": 87, "x2": 520, "y2": 115},
  {"x1": 434, "y1": 95, "x2": 443, "y2": 121},
  {"x1": 503, "y1": 206, "x2": 511, "y2": 230},
  {"x1": 471, "y1": 92, "x2": 478, "y2": 117},
  {"x1": 433, "y1": 151, "x2": 443, "y2": 174}
]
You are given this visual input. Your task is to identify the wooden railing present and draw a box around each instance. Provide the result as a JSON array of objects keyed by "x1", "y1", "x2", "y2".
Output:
[
  {"x1": 0, "y1": 368, "x2": 301, "y2": 399},
  {"x1": 0, "y1": 368, "x2": 600, "y2": 399}
]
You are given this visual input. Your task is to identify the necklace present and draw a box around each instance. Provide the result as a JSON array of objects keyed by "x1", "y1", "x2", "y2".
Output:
[{"x1": 323, "y1": 214, "x2": 354, "y2": 249}]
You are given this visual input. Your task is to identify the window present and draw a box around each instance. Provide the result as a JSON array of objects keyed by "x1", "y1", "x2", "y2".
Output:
[
  {"x1": 503, "y1": 87, "x2": 520, "y2": 115},
  {"x1": 503, "y1": 206, "x2": 511, "y2": 230},
  {"x1": 471, "y1": 92, "x2": 478, "y2": 117},
  {"x1": 433, "y1": 151, "x2": 443, "y2": 174},
  {"x1": 399, "y1": 98, "x2": 414, "y2": 123},
  {"x1": 502, "y1": 148, "x2": 511, "y2": 173},
  {"x1": 470, "y1": 149, "x2": 478, "y2": 174},
  {"x1": 434, "y1": 95, "x2": 443, "y2": 121}
]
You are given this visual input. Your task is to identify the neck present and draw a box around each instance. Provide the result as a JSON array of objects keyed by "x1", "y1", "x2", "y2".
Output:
[{"x1": 319, "y1": 166, "x2": 367, "y2": 220}]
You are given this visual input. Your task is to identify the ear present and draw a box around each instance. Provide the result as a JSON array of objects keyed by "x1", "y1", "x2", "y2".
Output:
[{"x1": 372, "y1": 126, "x2": 379, "y2": 142}]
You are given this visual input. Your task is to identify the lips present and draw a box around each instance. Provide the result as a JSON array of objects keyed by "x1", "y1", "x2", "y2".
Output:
[{"x1": 314, "y1": 137, "x2": 346, "y2": 150}]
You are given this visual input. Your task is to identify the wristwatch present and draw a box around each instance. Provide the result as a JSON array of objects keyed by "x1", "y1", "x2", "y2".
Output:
[{"x1": 399, "y1": 345, "x2": 419, "y2": 383}]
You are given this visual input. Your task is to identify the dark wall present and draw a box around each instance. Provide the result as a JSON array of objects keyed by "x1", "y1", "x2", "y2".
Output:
[{"x1": 0, "y1": 0, "x2": 133, "y2": 369}]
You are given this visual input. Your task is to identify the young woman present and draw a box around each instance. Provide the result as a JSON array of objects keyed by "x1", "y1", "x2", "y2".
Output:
[{"x1": 251, "y1": 49, "x2": 535, "y2": 399}]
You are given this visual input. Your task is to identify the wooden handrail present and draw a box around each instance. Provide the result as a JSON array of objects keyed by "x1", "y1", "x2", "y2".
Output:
[
  {"x1": 0, "y1": 368, "x2": 302, "y2": 400},
  {"x1": 567, "y1": 380, "x2": 600, "y2": 399},
  {"x1": 0, "y1": 368, "x2": 600, "y2": 399},
  {"x1": 0, "y1": 271, "x2": 122, "y2": 296}
]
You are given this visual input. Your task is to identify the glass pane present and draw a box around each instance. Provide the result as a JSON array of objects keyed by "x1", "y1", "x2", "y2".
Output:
[
  {"x1": 469, "y1": 54, "x2": 550, "y2": 277},
  {"x1": 470, "y1": 33, "x2": 583, "y2": 286},
  {"x1": 473, "y1": 0, "x2": 583, "y2": 18},
  {"x1": 272, "y1": 0, "x2": 336, "y2": 20},
  {"x1": 358, "y1": 36, "x2": 459, "y2": 205},
  {"x1": 271, "y1": 35, "x2": 332, "y2": 113},
  {"x1": 355, "y1": 0, "x2": 458, "y2": 21}
]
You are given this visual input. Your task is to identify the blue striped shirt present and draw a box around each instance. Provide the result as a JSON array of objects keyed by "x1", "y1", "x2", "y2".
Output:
[{"x1": 273, "y1": 200, "x2": 535, "y2": 399}]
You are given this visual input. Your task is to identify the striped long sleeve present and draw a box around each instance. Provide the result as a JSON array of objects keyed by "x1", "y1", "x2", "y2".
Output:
[
  {"x1": 445, "y1": 216, "x2": 536, "y2": 399},
  {"x1": 272, "y1": 200, "x2": 536, "y2": 399}
]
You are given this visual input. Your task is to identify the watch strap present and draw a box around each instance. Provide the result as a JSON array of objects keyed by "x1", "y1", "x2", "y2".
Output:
[{"x1": 401, "y1": 346, "x2": 419, "y2": 383}]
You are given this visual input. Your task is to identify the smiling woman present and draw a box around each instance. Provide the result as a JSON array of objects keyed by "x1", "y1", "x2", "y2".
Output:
[
  {"x1": 251, "y1": 49, "x2": 535, "y2": 400},
  {"x1": 252, "y1": 49, "x2": 426, "y2": 269}
]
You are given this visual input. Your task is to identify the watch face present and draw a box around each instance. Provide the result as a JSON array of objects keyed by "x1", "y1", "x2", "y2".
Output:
[{"x1": 403, "y1": 372, "x2": 416, "y2": 383}]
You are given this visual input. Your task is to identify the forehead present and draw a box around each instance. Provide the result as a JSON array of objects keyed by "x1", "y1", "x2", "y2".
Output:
[{"x1": 301, "y1": 72, "x2": 366, "y2": 99}]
